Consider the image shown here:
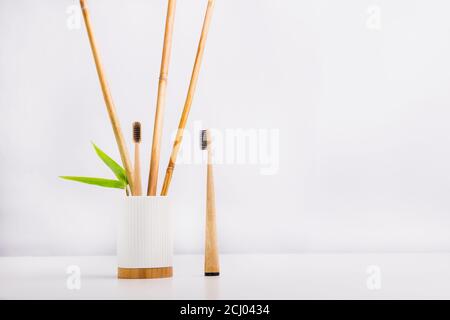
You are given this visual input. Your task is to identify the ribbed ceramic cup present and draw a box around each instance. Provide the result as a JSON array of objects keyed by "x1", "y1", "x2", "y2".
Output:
[{"x1": 117, "y1": 196, "x2": 173, "y2": 279}]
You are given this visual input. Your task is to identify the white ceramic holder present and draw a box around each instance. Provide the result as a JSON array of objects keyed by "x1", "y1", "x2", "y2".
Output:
[{"x1": 117, "y1": 196, "x2": 173, "y2": 279}]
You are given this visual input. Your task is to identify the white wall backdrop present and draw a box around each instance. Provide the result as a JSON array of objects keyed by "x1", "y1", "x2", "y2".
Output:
[{"x1": 1, "y1": 0, "x2": 450, "y2": 256}]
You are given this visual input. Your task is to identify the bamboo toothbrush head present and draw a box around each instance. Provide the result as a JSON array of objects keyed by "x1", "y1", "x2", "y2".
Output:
[
  {"x1": 133, "y1": 122, "x2": 142, "y2": 144},
  {"x1": 201, "y1": 130, "x2": 208, "y2": 150}
]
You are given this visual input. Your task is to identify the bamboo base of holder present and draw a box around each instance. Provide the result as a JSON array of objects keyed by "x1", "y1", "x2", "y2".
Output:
[{"x1": 118, "y1": 267, "x2": 173, "y2": 279}]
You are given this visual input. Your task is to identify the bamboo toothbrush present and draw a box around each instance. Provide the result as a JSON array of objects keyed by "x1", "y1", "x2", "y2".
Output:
[
  {"x1": 201, "y1": 130, "x2": 220, "y2": 276},
  {"x1": 133, "y1": 122, "x2": 143, "y2": 196},
  {"x1": 79, "y1": 0, "x2": 135, "y2": 194},
  {"x1": 147, "y1": 0, "x2": 177, "y2": 196},
  {"x1": 160, "y1": 0, "x2": 216, "y2": 196}
]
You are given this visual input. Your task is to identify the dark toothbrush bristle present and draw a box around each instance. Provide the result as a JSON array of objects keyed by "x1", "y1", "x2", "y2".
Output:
[
  {"x1": 201, "y1": 130, "x2": 207, "y2": 150},
  {"x1": 133, "y1": 122, "x2": 141, "y2": 143}
]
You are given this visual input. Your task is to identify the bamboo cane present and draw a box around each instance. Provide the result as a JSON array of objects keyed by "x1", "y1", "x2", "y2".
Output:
[
  {"x1": 79, "y1": 0, "x2": 135, "y2": 194},
  {"x1": 147, "y1": 0, "x2": 177, "y2": 196},
  {"x1": 160, "y1": 0, "x2": 215, "y2": 196}
]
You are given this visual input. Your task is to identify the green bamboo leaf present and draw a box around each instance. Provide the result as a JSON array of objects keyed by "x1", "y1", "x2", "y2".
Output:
[
  {"x1": 59, "y1": 176, "x2": 126, "y2": 189},
  {"x1": 91, "y1": 142, "x2": 127, "y2": 183}
]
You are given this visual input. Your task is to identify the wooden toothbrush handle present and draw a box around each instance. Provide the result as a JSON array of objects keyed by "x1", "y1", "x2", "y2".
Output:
[
  {"x1": 134, "y1": 143, "x2": 142, "y2": 196},
  {"x1": 205, "y1": 148, "x2": 219, "y2": 275}
]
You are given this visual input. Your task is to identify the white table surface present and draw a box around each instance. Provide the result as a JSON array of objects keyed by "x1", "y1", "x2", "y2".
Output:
[{"x1": 0, "y1": 254, "x2": 449, "y2": 300}]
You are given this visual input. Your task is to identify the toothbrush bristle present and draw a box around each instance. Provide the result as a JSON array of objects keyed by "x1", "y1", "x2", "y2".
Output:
[
  {"x1": 133, "y1": 122, "x2": 141, "y2": 143},
  {"x1": 201, "y1": 130, "x2": 208, "y2": 150}
]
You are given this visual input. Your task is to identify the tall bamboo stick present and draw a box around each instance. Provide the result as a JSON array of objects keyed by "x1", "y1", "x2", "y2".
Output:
[
  {"x1": 160, "y1": 0, "x2": 215, "y2": 196},
  {"x1": 79, "y1": 0, "x2": 135, "y2": 194},
  {"x1": 147, "y1": 0, "x2": 177, "y2": 196}
]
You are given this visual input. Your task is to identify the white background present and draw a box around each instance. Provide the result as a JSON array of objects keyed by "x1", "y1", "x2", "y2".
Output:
[{"x1": 1, "y1": 0, "x2": 450, "y2": 256}]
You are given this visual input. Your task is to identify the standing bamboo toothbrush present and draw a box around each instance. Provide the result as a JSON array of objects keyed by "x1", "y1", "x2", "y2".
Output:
[
  {"x1": 201, "y1": 130, "x2": 220, "y2": 276},
  {"x1": 147, "y1": 0, "x2": 177, "y2": 196},
  {"x1": 160, "y1": 0, "x2": 216, "y2": 196},
  {"x1": 79, "y1": 0, "x2": 135, "y2": 194},
  {"x1": 133, "y1": 122, "x2": 142, "y2": 196}
]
